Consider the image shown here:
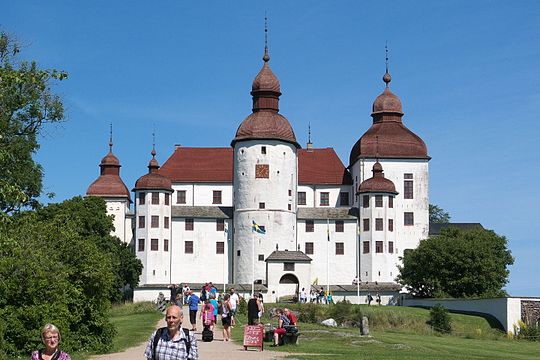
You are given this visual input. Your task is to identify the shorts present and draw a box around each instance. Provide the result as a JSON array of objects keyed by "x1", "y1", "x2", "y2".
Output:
[
  {"x1": 221, "y1": 315, "x2": 231, "y2": 327},
  {"x1": 189, "y1": 310, "x2": 197, "y2": 325},
  {"x1": 274, "y1": 328, "x2": 286, "y2": 335},
  {"x1": 230, "y1": 308, "x2": 237, "y2": 316}
]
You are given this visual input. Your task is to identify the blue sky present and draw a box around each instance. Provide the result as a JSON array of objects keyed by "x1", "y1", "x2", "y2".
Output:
[{"x1": 3, "y1": 1, "x2": 539, "y2": 296}]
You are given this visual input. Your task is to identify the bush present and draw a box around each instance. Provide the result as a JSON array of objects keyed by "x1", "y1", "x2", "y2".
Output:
[
  {"x1": 516, "y1": 321, "x2": 539, "y2": 341},
  {"x1": 327, "y1": 300, "x2": 353, "y2": 325},
  {"x1": 428, "y1": 304, "x2": 452, "y2": 333},
  {"x1": 297, "y1": 303, "x2": 322, "y2": 323},
  {"x1": 238, "y1": 296, "x2": 247, "y2": 315}
]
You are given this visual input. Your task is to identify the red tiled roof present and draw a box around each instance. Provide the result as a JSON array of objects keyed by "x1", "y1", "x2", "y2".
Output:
[
  {"x1": 357, "y1": 162, "x2": 397, "y2": 194},
  {"x1": 157, "y1": 147, "x2": 352, "y2": 186},
  {"x1": 298, "y1": 148, "x2": 352, "y2": 185},
  {"x1": 159, "y1": 147, "x2": 234, "y2": 183}
]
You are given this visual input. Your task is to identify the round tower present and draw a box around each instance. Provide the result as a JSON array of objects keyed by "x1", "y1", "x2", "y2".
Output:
[
  {"x1": 357, "y1": 162, "x2": 398, "y2": 282},
  {"x1": 231, "y1": 47, "x2": 300, "y2": 285},
  {"x1": 133, "y1": 147, "x2": 173, "y2": 286},
  {"x1": 86, "y1": 135, "x2": 132, "y2": 244}
]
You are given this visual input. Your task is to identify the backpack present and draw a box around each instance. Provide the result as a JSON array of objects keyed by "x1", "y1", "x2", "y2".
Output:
[
  {"x1": 202, "y1": 325, "x2": 213, "y2": 342},
  {"x1": 153, "y1": 327, "x2": 191, "y2": 359}
]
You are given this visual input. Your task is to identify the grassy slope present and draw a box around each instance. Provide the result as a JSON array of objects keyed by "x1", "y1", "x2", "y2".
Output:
[{"x1": 230, "y1": 305, "x2": 540, "y2": 360}]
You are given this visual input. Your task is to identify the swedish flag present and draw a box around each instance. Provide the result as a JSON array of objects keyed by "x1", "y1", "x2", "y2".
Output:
[{"x1": 252, "y1": 220, "x2": 266, "y2": 235}]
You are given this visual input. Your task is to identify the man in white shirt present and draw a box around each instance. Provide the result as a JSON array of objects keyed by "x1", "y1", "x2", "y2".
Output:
[{"x1": 229, "y1": 288, "x2": 240, "y2": 326}]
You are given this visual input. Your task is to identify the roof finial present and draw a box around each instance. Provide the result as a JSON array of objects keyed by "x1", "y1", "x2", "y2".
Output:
[
  {"x1": 383, "y1": 41, "x2": 391, "y2": 86},
  {"x1": 307, "y1": 122, "x2": 313, "y2": 150},
  {"x1": 263, "y1": 13, "x2": 270, "y2": 62},
  {"x1": 108, "y1": 123, "x2": 113, "y2": 152},
  {"x1": 151, "y1": 127, "x2": 156, "y2": 158}
]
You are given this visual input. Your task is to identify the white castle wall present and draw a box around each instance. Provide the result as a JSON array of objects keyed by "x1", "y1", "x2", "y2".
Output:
[
  {"x1": 104, "y1": 198, "x2": 130, "y2": 243},
  {"x1": 134, "y1": 191, "x2": 172, "y2": 285},
  {"x1": 296, "y1": 219, "x2": 358, "y2": 285},
  {"x1": 172, "y1": 183, "x2": 233, "y2": 206},
  {"x1": 233, "y1": 139, "x2": 297, "y2": 284},
  {"x1": 170, "y1": 218, "x2": 231, "y2": 284},
  {"x1": 297, "y1": 185, "x2": 352, "y2": 207}
]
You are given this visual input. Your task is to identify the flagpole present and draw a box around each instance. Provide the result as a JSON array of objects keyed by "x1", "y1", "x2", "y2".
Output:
[
  {"x1": 356, "y1": 216, "x2": 360, "y2": 303},
  {"x1": 326, "y1": 218, "x2": 330, "y2": 302},
  {"x1": 223, "y1": 222, "x2": 227, "y2": 294},
  {"x1": 252, "y1": 231, "x2": 255, "y2": 296}
]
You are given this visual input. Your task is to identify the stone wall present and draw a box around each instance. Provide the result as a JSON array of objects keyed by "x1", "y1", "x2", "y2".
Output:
[{"x1": 521, "y1": 300, "x2": 540, "y2": 325}]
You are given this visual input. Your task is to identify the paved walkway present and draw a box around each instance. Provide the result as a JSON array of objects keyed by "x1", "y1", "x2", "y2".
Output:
[{"x1": 90, "y1": 306, "x2": 285, "y2": 359}]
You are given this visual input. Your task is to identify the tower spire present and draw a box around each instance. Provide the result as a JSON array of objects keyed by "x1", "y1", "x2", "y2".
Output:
[
  {"x1": 151, "y1": 126, "x2": 156, "y2": 158},
  {"x1": 263, "y1": 13, "x2": 270, "y2": 62},
  {"x1": 109, "y1": 123, "x2": 113, "y2": 152},
  {"x1": 383, "y1": 41, "x2": 391, "y2": 86},
  {"x1": 307, "y1": 122, "x2": 313, "y2": 150}
]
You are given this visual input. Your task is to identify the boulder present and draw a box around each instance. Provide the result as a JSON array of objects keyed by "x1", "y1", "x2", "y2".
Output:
[{"x1": 321, "y1": 318, "x2": 338, "y2": 327}]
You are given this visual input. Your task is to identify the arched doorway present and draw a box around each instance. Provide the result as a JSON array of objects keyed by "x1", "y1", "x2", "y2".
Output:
[{"x1": 278, "y1": 273, "x2": 299, "y2": 301}]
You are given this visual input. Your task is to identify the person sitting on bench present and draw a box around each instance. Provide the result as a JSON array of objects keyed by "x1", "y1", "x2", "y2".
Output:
[{"x1": 272, "y1": 309, "x2": 290, "y2": 346}]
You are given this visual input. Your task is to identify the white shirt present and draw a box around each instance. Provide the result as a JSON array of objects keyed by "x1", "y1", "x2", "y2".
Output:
[{"x1": 229, "y1": 293, "x2": 239, "y2": 309}]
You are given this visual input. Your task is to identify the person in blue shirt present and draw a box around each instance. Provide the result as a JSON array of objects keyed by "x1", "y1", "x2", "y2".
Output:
[{"x1": 187, "y1": 290, "x2": 200, "y2": 331}]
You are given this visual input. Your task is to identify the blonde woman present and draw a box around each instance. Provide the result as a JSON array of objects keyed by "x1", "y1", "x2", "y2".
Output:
[{"x1": 31, "y1": 323, "x2": 71, "y2": 360}]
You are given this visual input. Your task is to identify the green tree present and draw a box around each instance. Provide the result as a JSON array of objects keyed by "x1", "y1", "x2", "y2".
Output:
[
  {"x1": 397, "y1": 227, "x2": 513, "y2": 298},
  {"x1": 0, "y1": 31, "x2": 67, "y2": 216},
  {"x1": 429, "y1": 204, "x2": 451, "y2": 223}
]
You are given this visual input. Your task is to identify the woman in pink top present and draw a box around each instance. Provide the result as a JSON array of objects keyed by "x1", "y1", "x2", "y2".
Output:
[
  {"x1": 201, "y1": 300, "x2": 216, "y2": 331},
  {"x1": 31, "y1": 323, "x2": 71, "y2": 360}
]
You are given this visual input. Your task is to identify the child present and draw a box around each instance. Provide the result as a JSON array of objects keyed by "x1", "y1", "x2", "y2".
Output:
[{"x1": 200, "y1": 300, "x2": 215, "y2": 331}]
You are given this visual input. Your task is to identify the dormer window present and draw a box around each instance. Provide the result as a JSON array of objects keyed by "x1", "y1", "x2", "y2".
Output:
[{"x1": 261, "y1": 146, "x2": 267, "y2": 154}]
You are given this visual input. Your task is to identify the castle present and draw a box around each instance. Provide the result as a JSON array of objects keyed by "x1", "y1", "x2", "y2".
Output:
[{"x1": 86, "y1": 45, "x2": 429, "y2": 303}]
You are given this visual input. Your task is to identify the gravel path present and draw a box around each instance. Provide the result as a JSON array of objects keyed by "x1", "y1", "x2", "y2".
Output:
[{"x1": 90, "y1": 306, "x2": 285, "y2": 359}]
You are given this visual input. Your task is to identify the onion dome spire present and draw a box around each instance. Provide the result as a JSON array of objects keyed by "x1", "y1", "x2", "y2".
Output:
[
  {"x1": 231, "y1": 17, "x2": 299, "y2": 148},
  {"x1": 86, "y1": 126, "x2": 131, "y2": 200},
  {"x1": 357, "y1": 161, "x2": 398, "y2": 195},
  {"x1": 133, "y1": 134, "x2": 172, "y2": 191},
  {"x1": 348, "y1": 44, "x2": 428, "y2": 165}
]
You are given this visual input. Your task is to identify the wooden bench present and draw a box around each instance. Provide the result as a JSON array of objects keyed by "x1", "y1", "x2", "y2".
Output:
[{"x1": 281, "y1": 325, "x2": 300, "y2": 345}]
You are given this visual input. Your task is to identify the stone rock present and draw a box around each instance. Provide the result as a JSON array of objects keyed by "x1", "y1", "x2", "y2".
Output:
[
  {"x1": 360, "y1": 316, "x2": 369, "y2": 336},
  {"x1": 321, "y1": 318, "x2": 338, "y2": 327}
]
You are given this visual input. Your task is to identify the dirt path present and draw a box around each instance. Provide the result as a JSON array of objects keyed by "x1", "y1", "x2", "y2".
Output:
[{"x1": 90, "y1": 306, "x2": 285, "y2": 359}]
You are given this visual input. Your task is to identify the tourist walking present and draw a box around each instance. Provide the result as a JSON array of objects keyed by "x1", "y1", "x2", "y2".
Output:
[
  {"x1": 182, "y1": 284, "x2": 190, "y2": 306},
  {"x1": 229, "y1": 288, "x2": 240, "y2": 326},
  {"x1": 220, "y1": 294, "x2": 232, "y2": 341},
  {"x1": 144, "y1": 305, "x2": 198, "y2": 360},
  {"x1": 187, "y1": 290, "x2": 200, "y2": 332},
  {"x1": 247, "y1": 293, "x2": 259, "y2": 325},
  {"x1": 32, "y1": 323, "x2": 71, "y2": 360}
]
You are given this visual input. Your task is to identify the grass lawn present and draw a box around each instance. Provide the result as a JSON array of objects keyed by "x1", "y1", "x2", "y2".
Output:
[{"x1": 230, "y1": 304, "x2": 540, "y2": 360}]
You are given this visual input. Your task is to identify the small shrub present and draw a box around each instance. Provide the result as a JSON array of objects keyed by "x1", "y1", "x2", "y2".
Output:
[
  {"x1": 516, "y1": 321, "x2": 539, "y2": 341},
  {"x1": 238, "y1": 296, "x2": 247, "y2": 315},
  {"x1": 428, "y1": 304, "x2": 452, "y2": 334},
  {"x1": 327, "y1": 300, "x2": 353, "y2": 325},
  {"x1": 298, "y1": 303, "x2": 321, "y2": 323}
]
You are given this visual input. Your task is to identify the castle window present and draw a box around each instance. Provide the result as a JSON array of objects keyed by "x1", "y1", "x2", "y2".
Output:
[
  {"x1": 185, "y1": 241, "x2": 193, "y2": 254},
  {"x1": 185, "y1": 218, "x2": 194, "y2": 231},
  {"x1": 139, "y1": 192, "x2": 146, "y2": 205},
  {"x1": 216, "y1": 242, "x2": 224, "y2": 254},
  {"x1": 335, "y1": 220, "x2": 344, "y2": 232},
  {"x1": 258, "y1": 254, "x2": 264, "y2": 261},
  {"x1": 389, "y1": 196, "x2": 394, "y2": 208},
  {"x1": 363, "y1": 241, "x2": 369, "y2": 253},
  {"x1": 376, "y1": 241, "x2": 383, "y2": 253},
  {"x1": 340, "y1": 192, "x2": 349, "y2": 206},
  {"x1": 335, "y1": 242, "x2": 344, "y2": 255},
  {"x1": 288, "y1": 189, "x2": 292, "y2": 196},
  {"x1": 237, "y1": 250, "x2": 241, "y2": 256},
  {"x1": 404, "y1": 212, "x2": 414, "y2": 226},
  {"x1": 165, "y1": 193, "x2": 170, "y2": 205},
  {"x1": 255, "y1": 164, "x2": 269, "y2": 178},
  {"x1": 151, "y1": 238, "x2": 158, "y2": 251},
  {"x1": 363, "y1": 218, "x2": 370, "y2": 231},
  {"x1": 362, "y1": 195, "x2": 369, "y2": 208},
  {"x1": 389, "y1": 241, "x2": 394, "y2": 254},
  {"x1": 284, "y1": 263, "x2": 295, "y2": 271},
  {"x1": 164, "y1": 217, "x2": 169, "y2": 229},
  {"x1": 389, "y1": 219, "x2": 394, "y2": 232},
  {"x1": 213, "y1": 190, "x2": 222, "y2": 204},
  {"x1": 137, "y1": 238, "x2": 145, "y2": 252},
  {"x1": 320, "y1": 192, "x2": 329, "y2": 206},
  {"x1": 216, "y1": 219, "x2": 225, "y2": 231},
  {"x1": 261, "y1": 146, "x2": 266, "y2": 154},
  {"x1": 177, "y1": 190, "x2": 186, "y2": 204},
  {"x1": 288, "y1": 204, "x2": 291, "y2": 210},
  {"x1": 152, "y1": 193, "x2": 159, "y2": 205},
  {"x1": 305, "y1": 242, "x2": 314, "y2": 254},
  {"x1": 259, "y1": 202, "x2": 265, "y2": 209},
  {"x1": 138, "y1": 216, "x2": 145, "y2": 228},
  {"x1": 164, "y1": 239, "x2": 169, "y2": 252},
  {"x1": 404, "y1": 174, "x2": 413, "y2": 199},
  {"x1": 376, "y1": 218, "x2": 383, "y2": 231},
  {"x1": 306, "y1": 220, "x2": 314, "y2": 232},
  {"x1": 151, "y1": 215, "x2": 159, "y2": 228},
  {"x1": 375, "y1": 195, "x2": 383, "y2": 207},
  {"x1": 298, "y1": 192, "x2": 306, "y2": 205}
]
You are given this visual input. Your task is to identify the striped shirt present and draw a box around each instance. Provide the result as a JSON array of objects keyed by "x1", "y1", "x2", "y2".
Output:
[{"x1": 144, "y1": 328, "x2": 198, "y2": 360}]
